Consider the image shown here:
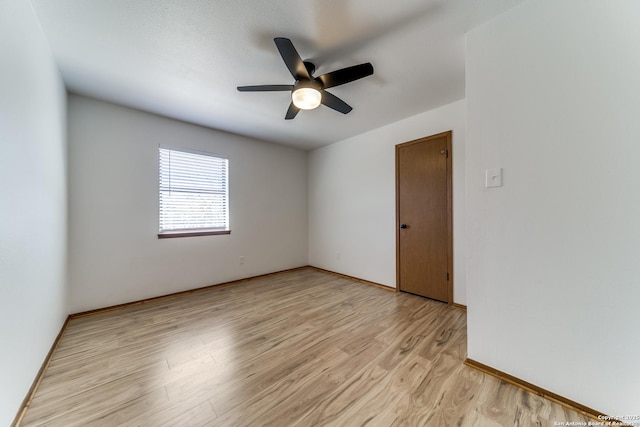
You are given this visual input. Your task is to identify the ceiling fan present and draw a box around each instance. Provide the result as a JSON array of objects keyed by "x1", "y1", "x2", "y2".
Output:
[{"x1": 237, "y1": 37, "x2": 374, "y2": 120}]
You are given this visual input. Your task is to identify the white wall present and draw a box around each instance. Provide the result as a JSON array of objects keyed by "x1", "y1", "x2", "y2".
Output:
[
  {"x1": 466, "y1": 0, "x2": 640, "y2": 416},
  {"x1": 309, "y1": 100, "x2": 467, "y2": 304},
  {"x1": 0, "y1": 1, "x2": 68, "y2": 425},
  {"x1": 68, "y1": 95, "x2": 308, "y2": 312}
]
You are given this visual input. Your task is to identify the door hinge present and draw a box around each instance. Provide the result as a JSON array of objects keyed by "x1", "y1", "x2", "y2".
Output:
[
  {"x1": 446, "y1": 272, "x2": 450, "y2": 281},
  {"x1": 440, "y1": 149, "x2": 449, "y2": 158}
]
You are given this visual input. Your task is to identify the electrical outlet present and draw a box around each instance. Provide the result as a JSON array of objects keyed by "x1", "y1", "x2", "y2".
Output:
[{"x1": 239, "y1": 256, "x2": 245, "y2": 265}]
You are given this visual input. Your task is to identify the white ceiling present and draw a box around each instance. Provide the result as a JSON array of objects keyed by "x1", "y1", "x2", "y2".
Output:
[{"x1": 30, "y1": 0, "x2": 524, "y2": 150}]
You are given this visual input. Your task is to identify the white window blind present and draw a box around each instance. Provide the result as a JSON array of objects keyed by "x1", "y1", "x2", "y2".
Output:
[{"x1": 159, "y1": 148, "x2": 229, "y2": 234}]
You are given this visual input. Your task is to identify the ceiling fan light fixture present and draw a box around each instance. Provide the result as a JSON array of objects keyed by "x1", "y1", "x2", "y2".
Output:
[
  {"x1": 237, "y1": 38, "x2": 373, "y2": 119},
  {"x1": 292, "y1": 87, "x2": 321, "y2": 110}
]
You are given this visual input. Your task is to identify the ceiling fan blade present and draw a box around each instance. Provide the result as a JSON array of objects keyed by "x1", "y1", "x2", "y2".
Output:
[
  {"x1": 316, "y1": 63, "x2": 374, "y2": 89},
  {"x1": 274, "y1": 37, "x2": 311, "y2": 81},
  {"x1": 321, "y1": 90, "x2": 353, "y2": 114},
  {"x1": 285, "y1": 102, "x2": 300, "y2": 120},
  {"x1": 237, "y1": 84, "x2": 293, "y2": 92}
]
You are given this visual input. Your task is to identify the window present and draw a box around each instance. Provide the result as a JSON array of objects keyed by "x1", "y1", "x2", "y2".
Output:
[{"x1": 158, "y1": 147, "x2": 229, "y2": 238}]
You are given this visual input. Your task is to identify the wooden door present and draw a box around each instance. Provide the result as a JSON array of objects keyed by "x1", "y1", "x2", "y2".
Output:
[{"x1": 396, "y1": 131, "x2": 452, "y2": 303}]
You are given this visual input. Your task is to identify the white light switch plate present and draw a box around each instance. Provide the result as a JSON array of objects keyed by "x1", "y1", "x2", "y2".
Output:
[{"x1": 485, "y1": 168, "x2": 503, "y2": 188}]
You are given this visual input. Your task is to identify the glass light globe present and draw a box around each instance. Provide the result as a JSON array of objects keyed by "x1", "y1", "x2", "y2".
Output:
[{"x1": 291, "y1": 87, "x2": 322, "y2": 110}]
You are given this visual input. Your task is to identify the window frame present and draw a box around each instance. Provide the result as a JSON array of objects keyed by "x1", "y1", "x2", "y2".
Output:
[{"x1": 158, "y1": 146, "x2": 230, "y2": 239}]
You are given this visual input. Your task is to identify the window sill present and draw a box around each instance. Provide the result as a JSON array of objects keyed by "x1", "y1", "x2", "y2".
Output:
[{"x1": 158, "y1": 229, "x2": 231, "y2": 239}]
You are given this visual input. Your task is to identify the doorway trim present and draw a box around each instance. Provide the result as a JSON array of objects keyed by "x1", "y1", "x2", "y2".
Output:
[{"x1": 395, "y1": 131, "x2": 453, "y2": 304}]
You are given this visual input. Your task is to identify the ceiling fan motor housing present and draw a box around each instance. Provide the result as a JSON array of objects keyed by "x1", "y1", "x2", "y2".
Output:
[{"x1": 293, "y1": 79, "x2": 322, "y2": 92}]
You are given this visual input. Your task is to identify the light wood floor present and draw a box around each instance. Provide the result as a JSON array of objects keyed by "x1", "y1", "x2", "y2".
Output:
[{"x1": 20, "y1": 268, "x2": 592, "y2": 426}]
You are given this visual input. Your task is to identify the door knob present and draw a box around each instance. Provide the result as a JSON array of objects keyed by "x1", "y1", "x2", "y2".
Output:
[{"x1": 400, "y1": 224, "x2": 408, "y2": 229}]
